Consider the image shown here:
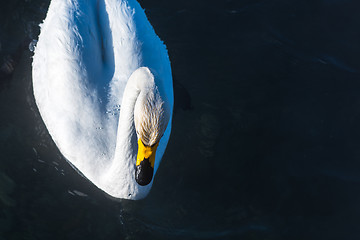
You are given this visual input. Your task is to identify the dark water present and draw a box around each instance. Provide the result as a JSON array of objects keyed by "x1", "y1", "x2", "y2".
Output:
[{"x1": 1, "y1": 0, "x2": 360, "y2": 239}]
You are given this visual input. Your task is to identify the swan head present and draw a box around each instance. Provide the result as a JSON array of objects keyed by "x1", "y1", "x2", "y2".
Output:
[{"x1": 133, "y1": 70, "x2": 170, "y2": 186}]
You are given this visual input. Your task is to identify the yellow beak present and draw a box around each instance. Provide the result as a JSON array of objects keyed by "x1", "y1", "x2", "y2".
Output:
[
  {"x1": 135, "y1": 139, "x2": 159, "y2": 186},
  {"x1": 136, "y1": 139, "x2": 159, "y2": 168}
]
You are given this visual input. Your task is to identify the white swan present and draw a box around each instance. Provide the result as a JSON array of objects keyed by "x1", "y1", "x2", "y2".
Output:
[{"x1": 32, "y1": 0, "x2": 173, "y2": 200}]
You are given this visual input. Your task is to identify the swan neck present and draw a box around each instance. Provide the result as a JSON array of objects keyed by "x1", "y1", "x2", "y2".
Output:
[
  {"x1": 113, "y1": 67, "x2": 157, "y2": 163},
  {"x1": 100, "y1": 67, "x2": 156, "y2": 199}
]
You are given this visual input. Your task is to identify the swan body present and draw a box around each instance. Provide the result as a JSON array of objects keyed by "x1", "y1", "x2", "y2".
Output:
[{"x1": 32, "y1": 0, "x2": 173, "y2": 200}]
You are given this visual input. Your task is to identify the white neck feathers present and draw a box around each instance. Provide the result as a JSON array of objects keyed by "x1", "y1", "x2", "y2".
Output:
[{"x1": 100, "y1": 67, "x2": 169, "y2": 199}]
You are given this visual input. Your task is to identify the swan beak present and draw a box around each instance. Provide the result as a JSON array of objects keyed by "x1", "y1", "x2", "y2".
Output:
[{"x1": 135, "y1": 139, "x2": 159, "y2": 186}]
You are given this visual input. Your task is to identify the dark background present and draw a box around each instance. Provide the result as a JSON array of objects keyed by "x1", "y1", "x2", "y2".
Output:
[{"x1": 1, "y1": 0, "x2": 360, "y2": 239}]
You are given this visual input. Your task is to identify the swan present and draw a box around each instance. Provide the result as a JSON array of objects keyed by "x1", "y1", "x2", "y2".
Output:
[{"x1": 32, "y1": 0, "x2": 173, "y2": 200}]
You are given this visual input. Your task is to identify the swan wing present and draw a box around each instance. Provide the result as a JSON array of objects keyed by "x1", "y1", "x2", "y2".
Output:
[{"x1": 33, "y1": 0, "x2": 117, "y2": 179}]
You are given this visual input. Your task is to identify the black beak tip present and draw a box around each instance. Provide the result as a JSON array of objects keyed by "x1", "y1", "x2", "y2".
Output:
[{"x1": 135, "y1": 159, "x2": 154, "y2": 186}]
